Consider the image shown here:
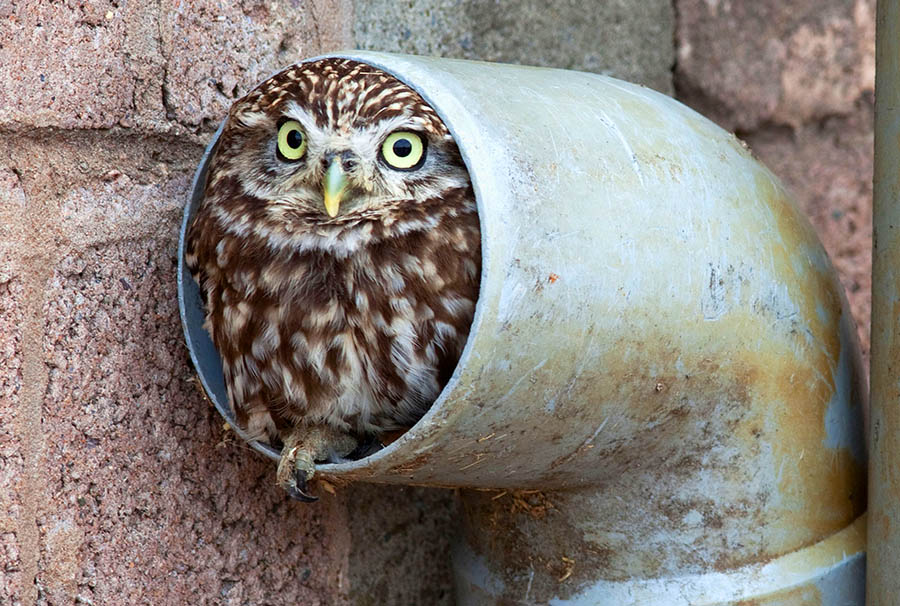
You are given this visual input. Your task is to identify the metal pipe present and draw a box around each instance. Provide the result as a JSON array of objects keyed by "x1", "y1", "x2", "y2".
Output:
[
  {"x1": 867, "y1": 1, "x2": 899, "y2": 602},
  {"x1": 178, "y1": 52, "x2": 867, "y2": 605}
]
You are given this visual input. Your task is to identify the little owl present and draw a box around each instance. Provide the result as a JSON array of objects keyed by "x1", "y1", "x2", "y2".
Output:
[{"x1": 186, "y1": 58, "x2": 481, "y2": 501}]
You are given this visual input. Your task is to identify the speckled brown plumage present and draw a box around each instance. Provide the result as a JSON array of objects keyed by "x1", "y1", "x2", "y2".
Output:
[{"x1": 185, "y1": 58, "x2": 480, "y2": 500}]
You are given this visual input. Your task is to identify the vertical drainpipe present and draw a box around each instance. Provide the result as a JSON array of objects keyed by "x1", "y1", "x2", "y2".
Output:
[
  {"x1": 179, "y1": 52, "x2": 868, "y2": 605},
  {"x1": 868, "y1": 1, "x2": 899, "y2": 602}
]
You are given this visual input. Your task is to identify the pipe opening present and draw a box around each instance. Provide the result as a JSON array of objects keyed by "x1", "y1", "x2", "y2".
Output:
[{"x1": 177, "y1": 55, "x2": 486, "y2": 470}]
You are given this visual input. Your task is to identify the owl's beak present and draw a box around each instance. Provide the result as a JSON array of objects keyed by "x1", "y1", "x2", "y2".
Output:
[{"x1": 323, "y1": 158, "x2": 349, "y2": 218}]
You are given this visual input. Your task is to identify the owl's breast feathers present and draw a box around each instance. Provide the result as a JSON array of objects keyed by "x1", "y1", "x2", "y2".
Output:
[{"x1": 186, "y1": 184, "x2": 481, "y2": 440}]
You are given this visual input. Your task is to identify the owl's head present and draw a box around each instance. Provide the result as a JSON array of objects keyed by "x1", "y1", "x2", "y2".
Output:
[{"x1": 205, "y1": 58, "x2": 471, "y2": 245}]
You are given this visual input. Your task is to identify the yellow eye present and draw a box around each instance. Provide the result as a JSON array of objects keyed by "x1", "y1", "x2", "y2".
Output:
[
  {"x1": 276, "y1": 120, "x2": 307, "y2": 161},
  {"x1": 381, "y1": 131, "x2": 426, "y2": 170}
]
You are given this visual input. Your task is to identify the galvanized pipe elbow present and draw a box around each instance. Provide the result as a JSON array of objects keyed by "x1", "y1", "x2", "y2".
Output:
[{"x1": 179, "y1": 52, "x2": 867, "y2": 605}]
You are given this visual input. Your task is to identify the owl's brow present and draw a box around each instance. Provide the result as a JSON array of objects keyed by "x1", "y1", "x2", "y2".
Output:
[
  {"x1": 366, "y1": 114, "x2": 430, "y2": 140},
  {"x1": 282, "y1": 101, "x2": 322, "y2": 135}
]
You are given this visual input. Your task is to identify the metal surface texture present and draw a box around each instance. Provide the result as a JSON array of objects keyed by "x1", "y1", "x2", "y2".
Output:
[
  {"x1": 178, "y1": 52, "x2": 867, "y2": 604},
  {"x1": 868, "y1": 1, "x2": 899, "y2": 602}
]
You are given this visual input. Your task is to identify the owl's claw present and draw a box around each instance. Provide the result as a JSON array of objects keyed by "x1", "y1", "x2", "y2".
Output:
[
  {"x1": 286, "y1": 469, "x2": 319, "y2": 502},
  {"x1": 276, "y1": 425, "x2": 358, "y2": 502},
  {"x1": 277, "y1": 443, "x2": 319, "y2": 502}
]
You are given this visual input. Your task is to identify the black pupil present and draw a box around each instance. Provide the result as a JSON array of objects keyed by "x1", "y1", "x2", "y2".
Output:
[
  {"x1": 286, "y1": 129, "x2": 303, "y2": 149},
  {"x1": 392, "y1": 138, "x2": 412, "y2": 157}
]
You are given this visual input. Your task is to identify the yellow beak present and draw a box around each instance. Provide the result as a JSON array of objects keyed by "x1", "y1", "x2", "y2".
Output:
[{"x1": 323, "y1": 158, "x2": 349, "y2": 218}]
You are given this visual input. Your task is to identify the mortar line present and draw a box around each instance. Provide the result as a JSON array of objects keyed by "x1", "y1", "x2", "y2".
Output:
[
  {"x1": 8, "y1": 167, "x2": 55, "y2": 606},
  {"x1": 17, "y1": 266, "x2": 50, "y2": 606}
]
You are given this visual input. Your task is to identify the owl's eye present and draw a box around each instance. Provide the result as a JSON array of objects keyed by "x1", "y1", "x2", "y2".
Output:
[
  {"x1": 380, "y1": 131, "x2": 426, "y2": 170},
  {"x1": 276, "y1": 120, "x2": 307, "y2": 161}
]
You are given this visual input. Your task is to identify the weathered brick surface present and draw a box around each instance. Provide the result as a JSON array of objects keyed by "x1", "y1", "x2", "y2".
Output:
[
  {"x1": 0, "y1": 276, "x2": 24, "y2": 606},
  {"x1": 354, "y1": 0, "x2": 675, "y2": 94},
  {"x1": 0, "y1": 1, "x2": 143, "y2": 131},
  {"x1": 0, "y1": 529, "x2": 22, "y2": 606},
  {"x1": 36, "y1": 239, "x2": 345, "y2": 605},
  {"x1": 676, "y1": 0, "x2": 874, "y2": 131},
  {"x1": 158, "y1": 1, "x2": 349, "y2": 130},
  {"x1": 0, "y1": 166, "x2": 26, "y2": 606},
  {"x1": 344, "y1": 484, "x2": 458, "y2": 606},
  {"x1": 0, "y1": 0, "x2": 347, "y2": 133}
]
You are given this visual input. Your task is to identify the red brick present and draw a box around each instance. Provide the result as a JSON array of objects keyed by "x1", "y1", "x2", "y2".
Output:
[
  {"x1": 0, "y1": 0, "x2": 349, "y2": 133},
  {"x1": 676, "y1": 0, "x2": 874, "y2": 130}
]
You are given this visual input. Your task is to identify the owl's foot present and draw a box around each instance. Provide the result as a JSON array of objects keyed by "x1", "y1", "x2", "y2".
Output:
[
  {"x1": 281, "y1": 448, "x2": 318, "y2": 503},
  {"x1": 276, "y1": 425, "x2": 358, "y2": 502}
]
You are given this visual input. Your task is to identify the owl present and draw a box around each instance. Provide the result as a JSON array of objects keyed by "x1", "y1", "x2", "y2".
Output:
[{"x1": 185, "y1": 58, "x2": 481, "y2": 501}]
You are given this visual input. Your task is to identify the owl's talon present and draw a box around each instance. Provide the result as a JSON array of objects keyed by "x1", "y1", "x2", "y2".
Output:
[
  {"x1": 277, "y1": 442, "x2": 319, "y2": 502},
  {"x1": 276, "y1": 425, "x2": 356, "y2": 501},
  {"x1": 287, "y1": 469, "x2": 319, "y2": 502}
]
